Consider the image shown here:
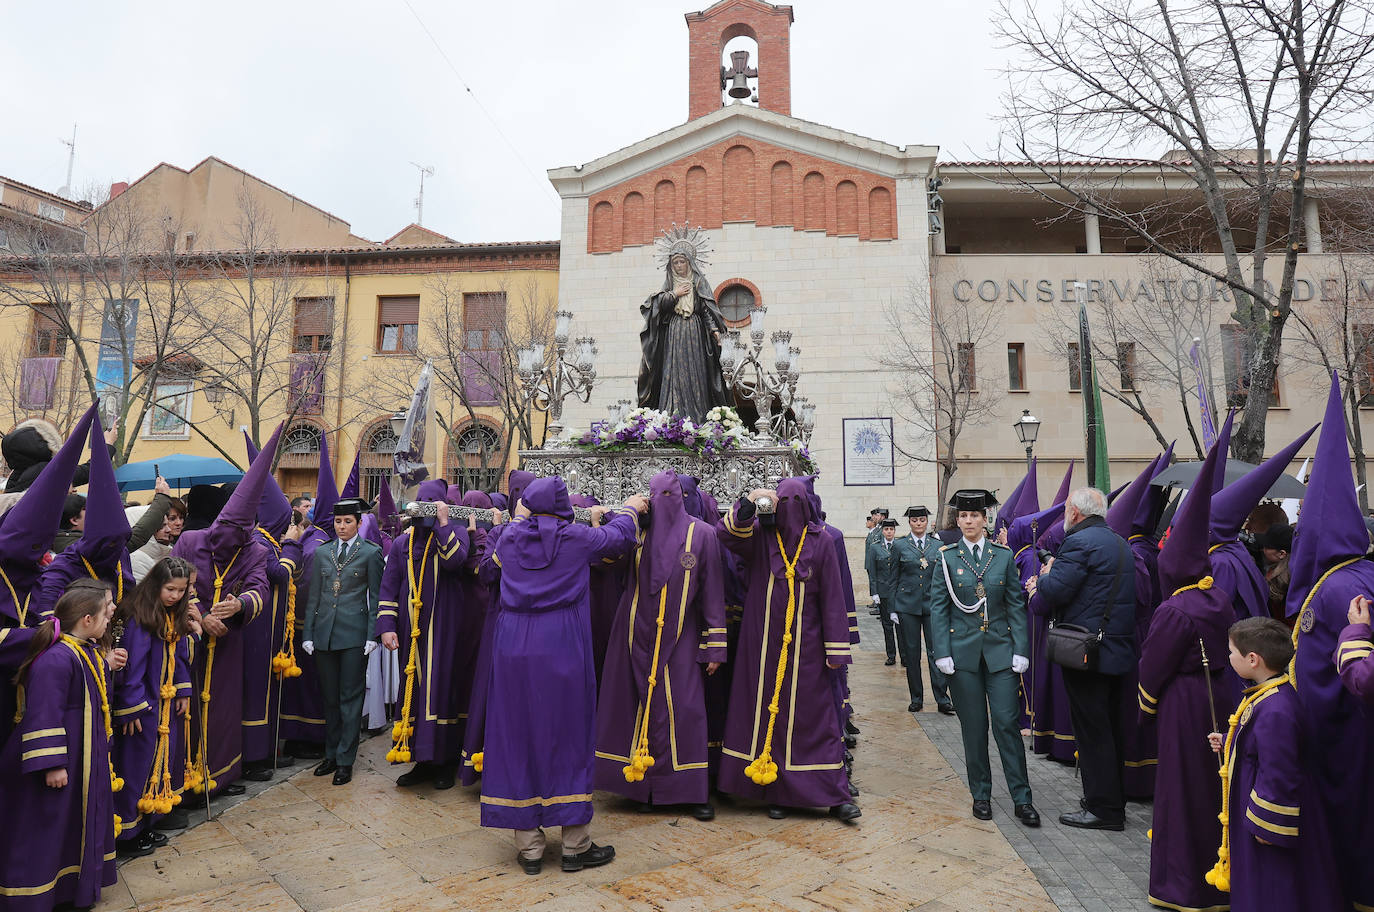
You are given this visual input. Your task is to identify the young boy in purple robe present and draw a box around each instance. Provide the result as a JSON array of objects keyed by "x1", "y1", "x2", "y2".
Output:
[
  {"x1": 171, "y1": 425, "x2": 279, "y2": 798},
  {"x1": 0, "y1": 580, "x2": 122, "y2": 911},
  {"x1": 479, "y1": 477, "x2": 645, "y2": 874},
  {"x1": 377, "y1": 479, "x2": 472, "y2": 791},
  {"x1": 1137, "y1": 432, "x2": 1232, "y2": 912},
  {"x1": 1287, "y1": 373, "x2": 1374, "y2": 910},
  {"x1": 715, "y1": 479, "x2": 860, "y2": 822},
  {"x1": 1205, "y1": 617, "x2": 1340, "y2": 912},
  {"x1": 594, "y1": 471, "x2": 726, "y2": 820}
]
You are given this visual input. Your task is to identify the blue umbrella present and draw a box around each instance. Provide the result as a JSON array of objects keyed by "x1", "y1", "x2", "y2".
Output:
[{"x1": 114, "y1": 454, "x2": 244, "y2": 492}]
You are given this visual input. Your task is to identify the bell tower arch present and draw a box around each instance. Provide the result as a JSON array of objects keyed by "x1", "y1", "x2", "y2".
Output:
[{"x1": 686, "y1": 0, "x2": 794, "y2": 121}]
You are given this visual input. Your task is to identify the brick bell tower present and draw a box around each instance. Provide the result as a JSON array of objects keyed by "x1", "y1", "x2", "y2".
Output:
[{"x1": 686, "y1": 0, "x2": 794, "y2": 121}]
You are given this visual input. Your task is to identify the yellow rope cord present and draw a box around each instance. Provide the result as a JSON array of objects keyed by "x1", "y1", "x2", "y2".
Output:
[
  {"x1": 624, "y1": 585, "x2": 670, "y2": 783},
  {"x1": 1171, "y1": 575, "x2": 1215, "y2": 598},
  {"x1": 746, "y1": 527, "x2": 809, "y2": 786},
  {"x1": 1205, "y1": 673, "x2": 1290, "y2": 893},
  {"x1": 80, "y1": 555, "x2": 123, "y2": 604},
  {"x1": 260, "y1": 529, "x2": 301, "y2": 679},
  {"x1": 191, "y1": 549, "x2": 240, "y2": 794},
  {"x1": 138, "y1": 616, "x2": 181, "y2": 815},
  {"x1": 63, "y1": 635, "x2": 124, "y2": 836},
  {"x1": 388, "y1": 533, "x2": 433, "y2": 764},
  {"x1": 0, "y1": 567, "x2": 30, "y2": 626}
]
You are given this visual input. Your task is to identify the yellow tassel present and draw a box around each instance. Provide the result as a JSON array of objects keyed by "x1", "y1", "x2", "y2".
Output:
[
  {"x1": 390, "y1": 534, "x2": 433, "y2": 764},
  {"x1": 746, "y1": 528, "x2": 808, "y2": 787},
  {"x1": 472, "y1": 751, "x2": 483, "y2": 773}
]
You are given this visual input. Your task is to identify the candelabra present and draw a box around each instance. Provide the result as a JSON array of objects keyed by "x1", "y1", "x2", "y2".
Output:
[
  {"x1": 718, "y1": 307, "x2": 816, "y2": 443},
  {"x1": 517, "y1": 310, "x2": 597, "y2": 440}
]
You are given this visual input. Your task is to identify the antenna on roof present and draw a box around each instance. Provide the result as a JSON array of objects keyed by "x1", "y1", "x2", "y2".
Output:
[
  {"x1": 410, "y1": 162, "x2": 435, "y2": 226},
  {"x1": 58, "y1": 124, "x2": 77, "y2": 198}
]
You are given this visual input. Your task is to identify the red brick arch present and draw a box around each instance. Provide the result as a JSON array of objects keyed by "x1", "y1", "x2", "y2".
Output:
[{"x1": 713, "y1": 277, "x2": 763, "y2": 329}]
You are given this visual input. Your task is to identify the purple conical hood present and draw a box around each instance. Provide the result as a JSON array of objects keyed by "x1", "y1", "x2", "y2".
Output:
[
  {"x1": 76, "y1": 412, "x2": 131, "y2": 565},
  {"x1": 1009, "y1": 500, "x2": 1064, "y2": 554},
  {"x1": 1106, "y1": 455, "x2": 1160, "y2": 539},
  {"x1": 340, "y1": 450, "x2": 361, "y2": 500},
  {"x1": 1209, "y1": 423, "x2": 1317, "y2": 544},
  {"x1": 0, "y1": 403, "x2": 97, "y2": 564},
  {"x1": 1133, "y1": 442, "x2": 1175, "y2": 535},
  {"x1": 1208, "y1": 410, "x2": 1236, "y2": 494},
  {"x1": 209, "y1": 422, "x2": 283, "y2": 552},
  {"x1": 996, "y1": 471, "x2": 1029, "y2": 534},
  {"x1": 507, "y1": 470, "x2": 536, "y2": 508},
  {"x1": 489, "y1": 492, "x2": 508, "y2": 511},
  {"x1": 244, "y1": 430, "x2": 291, "y2": 538},
  {"x1": 376, "y1": 476, "x2": 399, "y2": 537},
  {"x1": 1159, "y1": 428, "x2": 1224, "y2": 595},
  {"x1": 313, "y1": 430, "x2": 340, "y2": 531},
  {"x1": 1053, "y1": 460, "x2": 1075, "y2": 507},
  {"x1": 998, "y1": 458, "x2": 1039, "y2": 532},
  {"x1": 1287, "y1": 373, "x2": 1368, "y2": 613},
  {"x1": 1035, "y1": 461, "x2": 1078, "y2": 552}
]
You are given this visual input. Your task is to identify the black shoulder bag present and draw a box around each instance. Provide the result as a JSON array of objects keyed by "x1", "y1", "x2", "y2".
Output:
[{"x1": 1045, "y1": 537, "x2": 1130, "y2": 671}]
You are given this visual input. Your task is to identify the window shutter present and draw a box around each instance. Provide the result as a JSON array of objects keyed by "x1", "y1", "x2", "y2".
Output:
[
  {"x1": 379, "y1": 296, "x2": 420, "y2": 324},
  {"x1": 294, "y1": 297, "x2": 335, "y2": 336}
]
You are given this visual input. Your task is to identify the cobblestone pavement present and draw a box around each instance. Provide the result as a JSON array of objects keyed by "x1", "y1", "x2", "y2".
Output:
[{"x1": 856, "y1": 608, "x2": 1156, "y2": 911}]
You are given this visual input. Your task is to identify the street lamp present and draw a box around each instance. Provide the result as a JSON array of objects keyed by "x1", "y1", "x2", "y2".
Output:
[
  {"x1": 1013, "y1": 408, "x2": 1041, "y2": 470},
  {"x1": 390, "y1": 409, "x2": 409, "y2": 438}
]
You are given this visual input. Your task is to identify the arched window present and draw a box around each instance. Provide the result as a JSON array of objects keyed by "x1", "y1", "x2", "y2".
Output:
[
  {"x1": 446, "y1": 423, "x2": 503, "y2": 494},
  {"x1": 284, "y1": 425, "x2": 322, "y2": 454},
  {"x1": 359, "y1": 421, "x2": 399, "y2": 502},
  {"x1": 714, "y1": 279, "x2": 762, "y2": 329}
]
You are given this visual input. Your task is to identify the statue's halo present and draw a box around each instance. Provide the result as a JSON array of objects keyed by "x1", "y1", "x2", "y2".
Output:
[{"x1": 654, "y1": 223, "x2": 713, "y2": 271}]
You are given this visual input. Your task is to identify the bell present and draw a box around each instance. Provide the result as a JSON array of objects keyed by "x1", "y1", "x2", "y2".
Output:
[{"x1": 728, "y1": 72, "x2": 751, "y2": 99}]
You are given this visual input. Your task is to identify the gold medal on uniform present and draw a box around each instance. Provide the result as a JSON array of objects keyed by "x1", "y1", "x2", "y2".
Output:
[
  {"x1": 975, "y1": 581, "x2": 986, "y2": 599},
  {"x1": 333, "y1": 578, "x2": 341, "y2": 595},
  {"x1": 920, "y1": 557, "x2": 929, "y2": 569}
]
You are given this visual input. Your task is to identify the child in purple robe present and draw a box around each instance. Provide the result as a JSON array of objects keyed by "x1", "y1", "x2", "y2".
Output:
[
  {"x1": 111, "y1": 557, "x2": 196, "y2": 855},
  {"x1": 0, "y1": 580, "x2": 122, "y2": 911},
  {"x1": 1205, "y1": 617, "x2": 1339, "y2": 912}
]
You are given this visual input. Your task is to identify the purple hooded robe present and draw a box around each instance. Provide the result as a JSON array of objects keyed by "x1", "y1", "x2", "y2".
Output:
[{"x1": 1025, "y1": 462, "x2": 1077, "y2": 762}]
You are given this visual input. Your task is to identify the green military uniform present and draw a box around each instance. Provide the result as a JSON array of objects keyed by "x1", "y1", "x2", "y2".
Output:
[
  {"x1": 866, "y1": 534, "x2": 900, "y2": 602},
  {"x1": 892, "y1": 533, "x2": 951, "y2": 710},
  {"x1": 930, "y1": 535, "x2": 1032, "y2": 806},
  {"x1": 303, "y1": 534, "x2": 384, "y2": 768},
  {"x1": 864, "y1": 525, "x2": 898, "y2": 660}
]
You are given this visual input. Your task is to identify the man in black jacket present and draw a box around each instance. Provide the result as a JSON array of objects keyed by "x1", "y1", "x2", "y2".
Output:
[{"x1": 1029, "y1": 487, "x2": 1137, "y2": 831}]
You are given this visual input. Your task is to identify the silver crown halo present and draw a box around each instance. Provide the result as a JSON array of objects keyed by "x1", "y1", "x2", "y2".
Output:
[{"x1": 654, "y1": 223, "x2": 713, "y2": 270}]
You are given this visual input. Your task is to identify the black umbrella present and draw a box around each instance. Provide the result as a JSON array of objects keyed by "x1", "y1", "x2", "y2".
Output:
[{"x1": 1149, "y1": 459, "x2": 1306, "y2": 498}]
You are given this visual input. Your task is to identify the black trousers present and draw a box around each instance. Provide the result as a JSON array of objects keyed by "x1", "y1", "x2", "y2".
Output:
[
  {"x1": 894, "y1": 613, "x2": 950, "y2": 706},
  {"x1": 1060, "y1": 668, "x2": 1126, "y2": 823},
  {"x1": 878, "y1": 611, "x2": 897, "y2": 659}
]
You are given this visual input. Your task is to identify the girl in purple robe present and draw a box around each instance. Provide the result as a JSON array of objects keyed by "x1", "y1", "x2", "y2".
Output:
[
  {"x1": 594, "y1": 472, "x2": 726, "y2": 818},
  {"x1": 479, "y1": 477, "x2": 643, "y2": 874},
  {"x1": 715, "y1": 480, "x2": 859, "y2": 821},
  {"x1": 0, "y1": 581, "x2": 121, "y2": 911},
  {"x1": 111, "y1": 557, "x2": 196, "y2": 854}
]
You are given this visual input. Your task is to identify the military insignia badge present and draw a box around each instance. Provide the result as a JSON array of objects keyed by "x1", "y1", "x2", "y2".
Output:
[
  {"x1": 919, "y1": 557, "x2": 929, "y2": 569},
  {"x1": 1300, "y1": 607, "x2": 1315, "y2": 633},
  {"x1": 680, "y1": 552, "x2": 698, "y2": 570},
  {"x1": 956, "y1": 568, "x2": 963, "y2": 576}
]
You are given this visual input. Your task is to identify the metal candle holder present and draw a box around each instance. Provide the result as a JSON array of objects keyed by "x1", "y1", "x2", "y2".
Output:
[
  {"x1": 516, "y1": 310, "x2": 597, "y2": 440},
  {"x1": 718, "y1": 307, "x2": 815, "y2": 443}
]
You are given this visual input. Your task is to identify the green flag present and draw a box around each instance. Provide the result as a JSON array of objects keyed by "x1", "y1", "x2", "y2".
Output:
[{"x1": 1078, "y1": 301, "x2": 1111, "y2": 490}]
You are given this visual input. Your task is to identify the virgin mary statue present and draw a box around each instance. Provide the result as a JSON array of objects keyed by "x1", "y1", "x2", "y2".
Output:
[{"x1": 637, "y1": 225, "x2": 732, "y2": 423}]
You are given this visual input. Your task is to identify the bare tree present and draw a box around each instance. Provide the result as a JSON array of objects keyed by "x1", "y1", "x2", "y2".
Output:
[
  {"x1": 997, "y1": 0, "x2": 1374, "y2": 462},
  {"x1": 882, "y1": 279, "x2": 1005, "y2": 505}
]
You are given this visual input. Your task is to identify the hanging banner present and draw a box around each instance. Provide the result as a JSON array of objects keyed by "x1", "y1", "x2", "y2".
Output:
[
  {"x1": 95, "y1": 298, "x2": 139, "y2": 420},
  {"x1": 393, "y1": 359, "x2": 433, "y2": 487}
]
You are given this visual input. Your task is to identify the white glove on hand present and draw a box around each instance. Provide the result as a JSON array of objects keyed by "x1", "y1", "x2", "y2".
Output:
[
  {"x1": 889, "y1": 612, "x2": 899, "y2": 625},
  {"x1": 1011, "y1": 654, "x2": 1029, "y2": 674},
  {"x1": 935, "y1": 657, "x2": 955, "y2": 676},
  {"x1": 301, "y1": 640, "x2": 314, "y2": 656},
  {"x1": 871, "y1": 594, "x2": 881, "y2": 605},
  {"x1": 363, "y1": 640, "x2": 378, "y2": 657}
]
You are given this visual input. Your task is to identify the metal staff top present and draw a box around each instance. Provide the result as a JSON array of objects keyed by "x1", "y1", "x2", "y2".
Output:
[{"x1": 402, "y1": 501, "x2": 600, "y2": 525}]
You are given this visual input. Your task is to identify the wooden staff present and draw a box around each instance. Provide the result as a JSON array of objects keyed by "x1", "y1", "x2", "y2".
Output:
[{"x1": 1199, "y1": 637, "x2": 1224, "y2": 771}]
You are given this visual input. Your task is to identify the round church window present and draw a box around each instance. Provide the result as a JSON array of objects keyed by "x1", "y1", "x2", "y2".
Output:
[{"x1": 718, "y1": 283, "x2": 757, "y2": 326}]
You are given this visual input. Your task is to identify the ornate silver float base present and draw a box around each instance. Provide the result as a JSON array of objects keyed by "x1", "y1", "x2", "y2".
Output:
[{"x1": 518, "y1": 445, "x2": 806, "y2": 503}]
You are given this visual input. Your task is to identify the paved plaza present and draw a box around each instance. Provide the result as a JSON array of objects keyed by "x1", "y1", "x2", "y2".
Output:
[{"x1": 92, "y1": 612, "x2": 1160, "y2": 911}]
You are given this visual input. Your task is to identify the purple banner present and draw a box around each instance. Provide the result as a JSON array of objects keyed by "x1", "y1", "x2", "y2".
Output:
[
  {"x1": 1190, "y1": 340, "x2": 1217, "y2": 450},
  {"x1": 289, "y1": 353, "x2": 325, "y2": 415},
  {"x1": 393, "y1": 360, "x2": 433, "y2": 487},
  {"x1": 19, "y1": 357, "x2": 60, "y2": 410},
  {"x1": 462, "y1": 349, "x2": 500, "y2": 406}
]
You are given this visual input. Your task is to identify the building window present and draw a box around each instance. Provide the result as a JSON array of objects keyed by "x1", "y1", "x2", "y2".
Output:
[
  {"x1": 377, "y1": 296, "x2": 420, "y2": 353},
  {"x1": 142, "y1": 380, "x2": 193, "y2": 440},
  {"x1": 1067, "y1": 342, "x2": 1082, "y2": 392},
  {"x1": 1355, "y1": 324, "x2": 1374, "y2": 406},
  {"x1": 293, "y1": 297, "x2": 334, "y2": 366},
  {"x1": 719, "y1": 284, "x2": 757, "y2": 326},
  {"x1": 360, "y1": 422, "x2": 399, "y2": 502},
  {"x1": 1220, "y1": 324, "x2": 1280, "y2": 407},
  {"x1": 957, "y1": 342, "x2": 976, "y2": 391},
  {"x1": 1117, "y1": 341, "x2": 1137, "y2": 391},
  {"x1": 28, "y1": 305, "x2": 66, "y2": 358},
  {"x1": 284, "y1": 424, "x2": 322, "y2": 455},
  {"x1": 463, "y1": 292, "x2": 507, "y2": 406},
  {"x1": 447, "y1": 424, "x2": 503, "y2": 494},
  {"x1": 1006, "y1": 342, "x2": 1026, "y2": 391}
]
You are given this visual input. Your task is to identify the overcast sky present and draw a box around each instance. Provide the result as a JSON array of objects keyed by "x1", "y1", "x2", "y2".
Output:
[{"x1": 3, "y1": 0, "x2": 1011, "y2": 243}]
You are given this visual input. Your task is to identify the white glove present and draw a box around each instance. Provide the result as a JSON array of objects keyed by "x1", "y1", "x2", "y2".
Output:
[
  {"x1": 871, "y1": 594, "x2": 881, "y2": 605},
  {"x1": 889, "y1": 612, "x2": 899, "y2": 625},
  {"x1": 1011, "y1": 654, "x2": 1029, "y2": 674},
  {"x1": 301, "y1": 640, "x2": 314, "y2": 656},
  {"x1": 935, "y1": 657, "x2": 955, "y2": 676},
  {"x1": 363, "y1": 640, "x2": 378, "y2": 657}
]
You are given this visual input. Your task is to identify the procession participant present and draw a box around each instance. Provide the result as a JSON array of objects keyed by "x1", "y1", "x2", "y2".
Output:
[
  {"x1": 240, "y1": 432, "x2": 305, "y2": 781},
  {"x1": 0, "y1": 581, "x2": 121, "y2": 911},
  {"x1": 111, "y1": 557, "x2": 197, "y2": 854},
  {"x1": 700, "y1": 480, "x2": 749, "y2": 778},
  {"x1": 715, "y1": 480, "x2": 860, "y2": 822},
  {"x1": 930, "y1": 490, "x2": 1039, "y2": 827},
  {"x1": 454, "y1": 489, "x2": 493, "y2": 716},
  {"x1": 893, "y1": 506, "x2": 952, "y2": 715},
  {"x1": 301, "y1": 497, "x2": 384, "y2": 786},
  {"x1": 1009, "y1": 501, "x2": 1061, "y2": 731},
  {"x1": 799, "y1": 476, "x2": 861, "y2": 751},
  {"x1": 1028, "y1": 463, "x2": 1078, "y2": 763},
  {"x1": 480, "y1": 477, "x2": 645, "y2": 874},
  {"x1": 1210, "y1": 423, "x2": 1317, "y2": 622},
  {"x1": 994, "y1": 459, "x2": 1036, "y2": 538},
  {"x1": 1259, "y1": 524, "x2": 1293, "y2": 621},
  {"x1": 377, "y1": 479, "x2": 472, "y2": 791},
  {"x1": 575, "y1": 492, "x2": 619, "y2": 684},
  {"x1": 1287, "y1": 373, "x2": 1374, "y2": 909},
  {"x1": 1339, "y1": 595, "x2": 1374, "y2": 701},
  {"x1": 33, "y1": 415, "x2": 135, "y2": 622},
  {"x1": 864, "y1": 509, "x2": 890, "y2": 621},
  {"x1": 867, "y1": 517, "x2": 900, "y2": 677},
  {"x1": 1136, "y1": 431, "x2": 1232, "y2": 912},
  {"x1": 595, "y1": 471, "x2": 726, "y2": 819},
  {"x1": 172, "y1": 424, "x2": 279, "y2": 798},
  {"x1": 864, "y1": 508, "x2": 897, "y2": 663}
]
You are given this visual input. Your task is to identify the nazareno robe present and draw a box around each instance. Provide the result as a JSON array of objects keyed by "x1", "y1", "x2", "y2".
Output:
[
  {"x1": 1121, "y1": 533, "x2": 1162, "y2": 799},
  {"x1": 112, "y1": 619, "x2": 193, "y2": 838},
  {"x1": 376, "y1": 522, "x2": 471, "y2": 765},
  {"x1": 461, "y1": 522, "x2": 509, "y2": 787},
  {"x1": 479, "y1": 501, "x2": 640, "y2": 831},
  {"x1": 32, "y1": 550, "x2": 135, "y2": 621},
  {"x1": 1137, "y1": 588, "x2": 1233, "y2": 912},
  {"x1": 1337, "y1": 621, "x2": 1374, "y2": 702},
  {"x1": 594, "y1": 506, "x2": 727, "y2": 805},
  {"x1": 1023, "y1": 555, "x2": 1077, "y2": 763},
  {"x1": 0, "y1": 638, "x2": 117, "y2": 910},
  {"x1": 1210, "y1": 541, "x2": 1268, "y2": 622},
  {"x1": 241, "y1": 531, "x2": 303, "y2": 766},
  {"x1": 1222, "y1": 680, "x2": 1341, "y2": 912},
  {"x1": 715, "y1": 499, "x2": 852, "y2": 809},
  {"x1": 278, "y1": 527, "x2": 331, "y2": 746},
  {"x1": 451, "y1": 499, "x2": 489, "y2": 743}
]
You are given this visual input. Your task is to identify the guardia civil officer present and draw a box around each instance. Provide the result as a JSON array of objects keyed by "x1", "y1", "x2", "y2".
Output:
[
  {"x1": 930, "y1": 490, "x2": 1039, "y2": 826},
  {"x1": 891, "y1": 506, "x2": 952, "y2": 715}
]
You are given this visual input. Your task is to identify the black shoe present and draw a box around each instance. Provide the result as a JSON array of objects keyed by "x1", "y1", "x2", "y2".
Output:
[
  {"x1": 869, "y1": 608, "x2": 881, "y2": 616},
  {"x1": 938, "y1": 704, "x2": 955, "y2": 716},
  {"x1": 829, "y1": 803, "x2": 862, "y2": 822},
  {"x1": 116, "y1": 832, "x2": 157, "y2": 858},
  {"x1": 845, "y1": 720, "x2": 860, "y2": 735},
  {"x1": 1015, "y1": 804, "x2": 1041, "y2": 827},
  {"x1": 274, "y1": 754, "x2": 297, "y2": 768},
  {"x1": 691, "y1": 804, "x2": 715, "y2": 821},
  {"x1": 332, "y1": 766, "x2": 353, "y2": 786},
  {"x1": 1058, "y1": 809, "x2": 1124, "y2": 831},
  {"x1": 766, "y1": 805, "x2": 789, "y2": 820},
  {"x1": 220, "y1": 783, "x2": 247, "y2": 796},
  {"x1": 843, "y1": 749, "x2": 854, "y2": 764},
  {"x1": 287, "y1": 740, "x2": 325, "y2": 760},
  {"x1": 432, "y1": 768, "x2": 456, "y2": 790},
  {"x1": 395, "y1": 762, "x2": 434, "y2": 787},
  {"x1": 884, "y1": 656, "x2": 896, "y2": 666},
  {"x1": 148, "y1": 830, "x2": 169, "y2": 847},
  {"x1": 848, "y1": 781, "x2": 860, "y2": 797},
  {"x1": 153, "y1": 807, "x2": 189, "y2": 831},
  {"x1": 562, "y1": 843, "x2": 615, "y2": 872},
  {"x1": 907, "y1": 701, "x2": 923, "y2": 713},
  {"x1": 242, "y1": 767, "x2": 273, "y2": 782},
  {"x1": 519, "y1": 853, "x2": 543, "y2": 875},
  {"x1": 313, "y1": 759, "x2": 338, "y2": 777},
  {"x1": 843, "y1": 734, "x2": 857, "y2": 749},
  {"x1": 972, "y1": 799, "x2": 992, "y2": 820}
]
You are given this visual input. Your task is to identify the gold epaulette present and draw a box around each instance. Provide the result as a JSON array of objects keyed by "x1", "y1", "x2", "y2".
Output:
[{"x1": 939, "y1": 542, "x2": 959, "y2": 552}]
